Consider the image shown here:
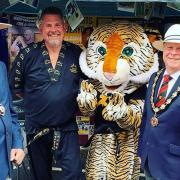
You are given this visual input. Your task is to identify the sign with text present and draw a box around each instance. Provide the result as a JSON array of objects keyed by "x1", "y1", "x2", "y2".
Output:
[{"x1": 10, "y1": 14, "x2": 37, "y2": 28}]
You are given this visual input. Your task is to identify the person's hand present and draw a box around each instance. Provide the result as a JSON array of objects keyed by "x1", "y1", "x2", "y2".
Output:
[
  {"x1": 15, "y1": 36, "x2": 27, "y2": 48},
  {"x1": 16, "y1": 36, "x2": 24, "y2": 43},
  {"x1": 10, "y1": 148, "x2": 25, "y2": 166}
]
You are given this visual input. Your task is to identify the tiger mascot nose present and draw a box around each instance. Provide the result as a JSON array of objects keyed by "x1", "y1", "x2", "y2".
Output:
[{"x1": 103, "y1": 33, "x2": 124, "y2": 81}]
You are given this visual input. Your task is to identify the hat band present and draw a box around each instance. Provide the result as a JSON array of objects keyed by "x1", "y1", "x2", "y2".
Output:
[{"x1": 165, "y1": 35, "x2": 180, "y2": 42}]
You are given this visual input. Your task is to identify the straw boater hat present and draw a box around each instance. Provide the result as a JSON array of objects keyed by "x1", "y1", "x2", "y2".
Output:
[
  {"x1": 153, "y1": 24, "x2": 180, "y2": 51},
  {"x1": 0, "y1": 22, "x2": 12, "y2": 30}
]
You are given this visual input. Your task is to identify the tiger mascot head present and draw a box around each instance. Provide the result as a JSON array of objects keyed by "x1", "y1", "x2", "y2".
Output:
[{"x1": 79, "y1": 23, "x2": 160, "y2": 94}]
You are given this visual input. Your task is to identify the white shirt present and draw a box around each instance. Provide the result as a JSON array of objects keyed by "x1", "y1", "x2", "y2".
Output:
[{"x1": 159, "y1": 70, "x2": 180, "y2": 98}]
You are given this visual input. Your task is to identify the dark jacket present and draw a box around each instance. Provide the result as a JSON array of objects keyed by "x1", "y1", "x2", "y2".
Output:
[{"x1": 138, "y1": 70, "x2": 180, "y2": 180}]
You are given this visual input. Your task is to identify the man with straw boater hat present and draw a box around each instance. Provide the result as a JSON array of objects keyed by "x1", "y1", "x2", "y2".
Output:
[{"x1": 138, "y1": 24, "x2": 180, "y2": 180}]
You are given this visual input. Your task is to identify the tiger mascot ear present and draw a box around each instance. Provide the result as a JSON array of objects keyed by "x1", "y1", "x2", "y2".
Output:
[{"x1": 145, "y1": 26, "x2": 162, "y2": 53}]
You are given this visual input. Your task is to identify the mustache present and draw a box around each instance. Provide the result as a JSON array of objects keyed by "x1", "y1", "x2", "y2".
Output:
[
  {"x1": 48, "y1": 32, "x2": 61, "y2": 36},
  {"x1": 168, "y1": 57, "x2": 180, "y2": 60}
]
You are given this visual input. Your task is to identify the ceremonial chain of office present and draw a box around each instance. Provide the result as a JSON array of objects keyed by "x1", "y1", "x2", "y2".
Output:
[{"x1": 150, "y1": 70, "x2": 180, "y2": 125}]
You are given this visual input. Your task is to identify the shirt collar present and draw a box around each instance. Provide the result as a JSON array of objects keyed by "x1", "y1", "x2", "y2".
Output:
[{"x1": 164, "y1": 70, "x2": 180, "y2": 81}]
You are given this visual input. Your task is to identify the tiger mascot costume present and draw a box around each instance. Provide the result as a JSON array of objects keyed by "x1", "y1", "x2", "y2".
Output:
[{"x1": 77, "y1": 23, "x2": 160, "y2": 180}]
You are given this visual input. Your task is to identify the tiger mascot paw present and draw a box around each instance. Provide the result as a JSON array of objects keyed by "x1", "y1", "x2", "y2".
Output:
[
  {"x1": 102, "y1": 92, "x2": 128, "y2": 121},
  {"x1": 77, "y1": 80, "x2": 97, "y2": 115}
]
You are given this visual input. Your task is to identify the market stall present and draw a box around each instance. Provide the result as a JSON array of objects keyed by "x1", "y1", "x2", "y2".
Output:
[{"x1": 1, "y1": 1, "x2": 180, "y2": 179}]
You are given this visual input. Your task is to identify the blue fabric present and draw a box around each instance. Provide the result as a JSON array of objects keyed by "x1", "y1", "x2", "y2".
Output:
[
  {"x1": 138, "y1": 70, "x2": 180, "y2": 180},
  {"x1": 9, "y1": 41, "x2": 83, "y2": 134},
  {"x1": 0, "y1": 120, "x2": 9, "y2": 180},
  {"x1": 0, "y1": 61, "x2": 23, "y2": 179},
  {"x1": 144, "y1": 159, "x2": 156, "y2": 180},
  {"x1": 27, "y1": 131, "x2": 81, "y2": 180}
]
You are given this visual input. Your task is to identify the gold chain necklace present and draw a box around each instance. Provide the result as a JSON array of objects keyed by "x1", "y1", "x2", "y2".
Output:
[{"x1": 150, "y1": 70, "x2": 180, "y2": 127}]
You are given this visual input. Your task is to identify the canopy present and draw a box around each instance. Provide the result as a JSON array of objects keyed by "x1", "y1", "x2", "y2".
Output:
[
  {"x1": 2, "y1": 1, "x2": 39, "y2": 14},
  {"x1": 1, "y1": 0, "x2": 180, "y2": 18}
]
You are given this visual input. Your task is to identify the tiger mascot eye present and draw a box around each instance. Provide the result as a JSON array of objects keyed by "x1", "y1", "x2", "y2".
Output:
[{"x1": 77, "y1": 23, "x2": 160, "y2": 180}]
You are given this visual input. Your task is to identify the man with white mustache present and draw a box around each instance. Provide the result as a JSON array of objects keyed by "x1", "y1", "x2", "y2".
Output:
[{"x1": 9, "y1": 6, "x2": 84, "y2": 180}]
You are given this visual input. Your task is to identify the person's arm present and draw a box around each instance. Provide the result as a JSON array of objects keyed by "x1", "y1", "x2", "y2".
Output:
[
  {"x1": 9, "y1": 89, "x2": 25, "y2": 165},
  {"x1": 9, "y1": 98, "x2": 25, "y2": 165},
  {"x1": 12, "y1": 36, "x2": 27, "y2": 49},
  {"x1": 1, "y1": 62, "x2": 25, "y2": 165},
  {"x1": 11, "y1": 36, "x2": 27, "y2": 57}
]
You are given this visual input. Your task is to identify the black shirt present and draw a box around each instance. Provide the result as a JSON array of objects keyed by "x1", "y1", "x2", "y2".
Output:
[{"x1": 9, "y1": 41, "x2": 83, "y2": 134}]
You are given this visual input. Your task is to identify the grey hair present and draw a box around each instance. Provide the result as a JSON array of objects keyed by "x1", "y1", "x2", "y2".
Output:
[{"x1": 36, "y1": 6, "x2": 64, "y2": 28}]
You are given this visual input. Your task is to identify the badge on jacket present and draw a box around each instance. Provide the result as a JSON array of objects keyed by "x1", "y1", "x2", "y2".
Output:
[{"x1": 0, "y1": 104, "x2": 5, "y2": 116}]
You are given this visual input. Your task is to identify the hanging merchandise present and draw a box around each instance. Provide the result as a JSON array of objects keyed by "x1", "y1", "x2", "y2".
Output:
[
  {"x1": 65, "y1": 0, "x2": 84, "y2": 31},
  {"x1": 8, "y1": 14, "x2": 38, "y2": 67}
]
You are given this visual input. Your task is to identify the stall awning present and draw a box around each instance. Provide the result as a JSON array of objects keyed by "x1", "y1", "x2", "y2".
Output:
[
  {"x1": 1, "y1": 0, "x2": 180, "y2": 18},
  {"x1": 2, "y1": 1, "x2": 39, "y2": 14}
]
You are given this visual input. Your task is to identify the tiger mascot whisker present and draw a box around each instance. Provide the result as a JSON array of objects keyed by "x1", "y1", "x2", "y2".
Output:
[{"x1": 77, "y1": 23, "x2": 160, "y2": 180}]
